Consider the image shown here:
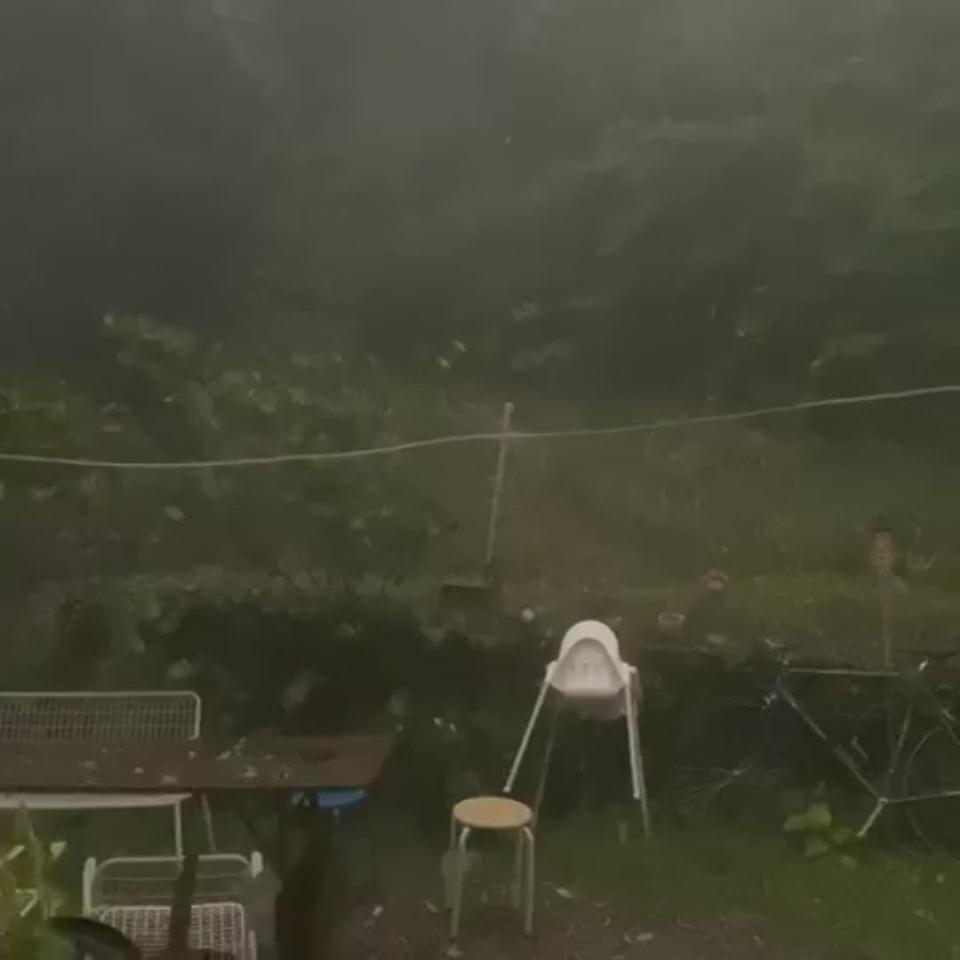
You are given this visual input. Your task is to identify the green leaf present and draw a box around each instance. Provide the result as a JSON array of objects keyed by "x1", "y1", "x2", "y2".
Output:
[
  {"x1": 251, "y1": 389, "x2": 279, "y2": 414},
  {"x1": 0, "y1": 845, "x2": 24, "y2": 865},
  {"x1": 78, "y1": 472, "x2": 104, "y2": 500},
  {"x1": 130, "y1": 588, "x2": 162, "y2": 623},
  {"x1": 182, "y1": 384, "x2": 219, "y2": 430},
  {"x1": 829, "y1": 826, "x2": 854, "y2": 847},
  {"x1": 0, "y1": 862, "x2": 17, "y2": 931},
  {"x1": 805, "y1": 803, "x2": 833, "y2": 832},
  {"x1": 804, "y1": 835, "x2": 831, "y2": 858},
  {"x1": 199, "y1": 470, "x2": 225, "y2": 500},
  {"x1": 783, "y1": 813, "x2": 808, "y2": 833}
]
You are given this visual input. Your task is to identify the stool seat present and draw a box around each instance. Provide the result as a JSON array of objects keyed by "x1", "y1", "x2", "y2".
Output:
[{"x1": 453, "y1": 796, "x2": 532, "y2": 831}]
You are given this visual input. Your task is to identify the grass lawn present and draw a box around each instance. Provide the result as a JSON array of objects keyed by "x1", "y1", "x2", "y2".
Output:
[
  {"x1": 347, "y1": 808, "x2": 960, "y2": 960},
  {"x1": 20, "y1": 759, "x2": 960, "y2": 959}
]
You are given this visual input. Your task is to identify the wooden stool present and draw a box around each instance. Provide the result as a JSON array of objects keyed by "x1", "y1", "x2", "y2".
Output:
[{"x1": 449, "y1": 796, "x2": 535, "y2": 939}]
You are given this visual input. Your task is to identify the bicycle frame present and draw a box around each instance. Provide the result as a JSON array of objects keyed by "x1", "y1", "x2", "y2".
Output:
[{"x1": 771, "y1": 659, "x2": 960, "y2": 838}]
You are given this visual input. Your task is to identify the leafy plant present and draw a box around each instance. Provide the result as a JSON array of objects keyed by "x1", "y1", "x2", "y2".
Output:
[
  {"x1": 0, "y1": 809, "x2": 66, "y2": 955},
  {"x1": 783, "y1": 800, "x2": 857, "y2": 867},
  {"x1": 0, "y1": 317, "x2": 444, "y2": 686}
]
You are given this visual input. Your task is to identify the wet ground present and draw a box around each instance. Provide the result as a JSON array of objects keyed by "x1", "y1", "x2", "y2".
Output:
[{"x1": 341, "y1": 881, "x2": 786, "y2": 960}]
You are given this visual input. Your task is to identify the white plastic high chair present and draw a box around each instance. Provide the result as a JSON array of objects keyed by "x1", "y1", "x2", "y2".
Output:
[{"x1": 503, "y1": 620, "x2": 651, "y2": 836}]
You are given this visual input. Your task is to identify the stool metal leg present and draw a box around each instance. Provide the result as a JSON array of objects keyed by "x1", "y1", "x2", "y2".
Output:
[
  {"x1": 450, "y1": 826, "x2": 472, "y2": 939},
  {"x1": 522, "y1": 826, "x2": 535, "y2": 935},
  {"x1": 362, "y1": 797, "x2": 378, "y2": 890},
  {"x1": 512, "y1": 830, "x2": 524, "y2": 908}
]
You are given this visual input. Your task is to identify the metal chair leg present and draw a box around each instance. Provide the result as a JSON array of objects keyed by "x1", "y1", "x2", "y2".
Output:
[
  {"x1": 450, "y1": 826, "x2": 472, "y2": 939},
  {"x1": 201, "y1": 794, "x2": 217, "y2": 852},
  {"x1": 512, "y1": 830, "x2": 523, "y2": 907},
  {"x1": 504, "y1": 680, "x2": 551, "y2": 793},
  {"x1": 532, "y1": 705, "x2": 560, "y2": 828},
  {"x1": 522, "y1": 826, "x2": 535, "y2": 935},
  {"x1": 173, "y1": 801, "x2": 184, "y2": 857},
  {"x1": 624, "y1": 687, "x2": 651, "y2": 837}
]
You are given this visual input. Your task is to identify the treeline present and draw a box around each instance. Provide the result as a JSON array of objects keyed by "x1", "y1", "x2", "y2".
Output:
[{"x1": 3, "y1": 0, "x2": 960, "y2": 411}]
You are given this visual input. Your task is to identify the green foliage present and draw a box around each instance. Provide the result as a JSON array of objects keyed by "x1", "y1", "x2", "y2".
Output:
[
  {"x1": 0, "y1": 810, "x2": 66, "y2": 955},
  {"x1": 546, "y1": 812, "x2": 960, "y2": 960},
  {"x1": 783, "y1": 801, "x2": 857, "y2": 865},
  {"x1": 0, "y1": 318, "x2": 441, "y2": 680},
  {"x1": 238, "y1": 0, "x2": 960, "y2": 403},
  {"x1": 9, "y1": 0, "x2": 960, "y2": 405}
]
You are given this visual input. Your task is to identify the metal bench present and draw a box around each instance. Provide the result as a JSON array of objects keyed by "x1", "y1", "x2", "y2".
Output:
[{"x1": 0, "y1": 691, "x2": 201, "y2": 854}]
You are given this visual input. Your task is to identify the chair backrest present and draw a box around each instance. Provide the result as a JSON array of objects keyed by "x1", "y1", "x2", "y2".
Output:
[
  {"x1": 549, "y1": 620, "x2": 627, "y2": 698},
  {"x1": 96, "y1": 902, "x2": 250, "y2": 959},
  {"x1": 84, "y1": 854, "x2": 263, "y2": 912},
  {"x1": 0, "y1": 691, "x2": 201, "y2": 743}
]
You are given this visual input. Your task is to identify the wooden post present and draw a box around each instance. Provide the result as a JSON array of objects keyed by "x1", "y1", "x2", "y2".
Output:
[
  {"x1": 870, "y1": 526, "x2": 896, "y2": 669},
  {"x1": 483, "y1": 402, "x2": 514, "y2": 574}
]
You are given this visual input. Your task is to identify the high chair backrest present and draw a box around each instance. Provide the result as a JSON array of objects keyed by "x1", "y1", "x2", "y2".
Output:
[{"x1": 550, "y1": 620, "x2": 627, "y2": 698}]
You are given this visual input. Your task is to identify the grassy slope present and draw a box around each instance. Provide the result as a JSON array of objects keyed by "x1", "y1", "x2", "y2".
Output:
[
  {"x1": 391, "y1": 389, "x2": 960, "y2": 663},
  {"x1": 34, "y1": 803, "x2": 960, "y2": 960},
  {"x1": 348, "y1": 806, "x2": 960, "y2": 960},
  {"x1": 543, "y1": 809, "x2": 960, "y2": 960}
]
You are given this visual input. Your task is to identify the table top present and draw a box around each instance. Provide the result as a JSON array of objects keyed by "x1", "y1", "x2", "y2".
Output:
[{"x1": 0, "y1": 735, "x2": 393, "y2": 793}]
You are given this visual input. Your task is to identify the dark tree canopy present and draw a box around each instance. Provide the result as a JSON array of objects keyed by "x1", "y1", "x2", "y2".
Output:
[{"x1": 3, "y1": 0, "x2": 960, "y2": 402}]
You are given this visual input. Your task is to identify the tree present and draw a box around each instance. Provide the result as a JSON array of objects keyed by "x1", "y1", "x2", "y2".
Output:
[{"x1": 0, "y1": 317, "x2": 440, "y2": 679}]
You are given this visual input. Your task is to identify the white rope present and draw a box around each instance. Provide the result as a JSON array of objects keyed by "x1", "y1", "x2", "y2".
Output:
[{"x1": 0, "y1": 383, "x2": 956, "y2": 472}]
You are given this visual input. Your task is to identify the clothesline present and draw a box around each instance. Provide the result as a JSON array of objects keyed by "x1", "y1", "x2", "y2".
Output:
[{"x1": 0, "y1": 384, "x2": 955, "y2": 472}]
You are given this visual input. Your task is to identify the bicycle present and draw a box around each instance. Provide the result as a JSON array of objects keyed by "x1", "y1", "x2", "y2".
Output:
[{"x1": 670, "y1": 638, "x2": 960, "y2": 854}]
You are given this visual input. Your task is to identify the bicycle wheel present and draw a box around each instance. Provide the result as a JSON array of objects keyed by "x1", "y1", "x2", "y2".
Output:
[
  {"x1": 670, "y1": 697, "x2": 787, "y2": 817},
  {"x1": 903, "y1": 723, "x2": 960, "y2": 856}
]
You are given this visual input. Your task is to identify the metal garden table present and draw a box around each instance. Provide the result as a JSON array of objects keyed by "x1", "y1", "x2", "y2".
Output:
[{"x1": 0, "y1": 734, "x2": 394, "y2": 959}]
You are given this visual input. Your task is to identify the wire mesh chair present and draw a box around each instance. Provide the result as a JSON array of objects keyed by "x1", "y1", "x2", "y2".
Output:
[
  {"x1": 97, "y1": 901, "x2": 256, "y2": 959},
  {"x1": 82, "y1": 853, "x2": 264, "y2": 913},
  {"x1": 0, "y1": 692, "x2": 201, "y2": 743},
  {"x1": 0, "y1": 691, "x2": 202, "y2": 854}
]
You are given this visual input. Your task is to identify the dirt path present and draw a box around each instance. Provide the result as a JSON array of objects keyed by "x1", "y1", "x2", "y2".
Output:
[{"x1": 340, "y1": 884, "x2": 795, "y2": 960}]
